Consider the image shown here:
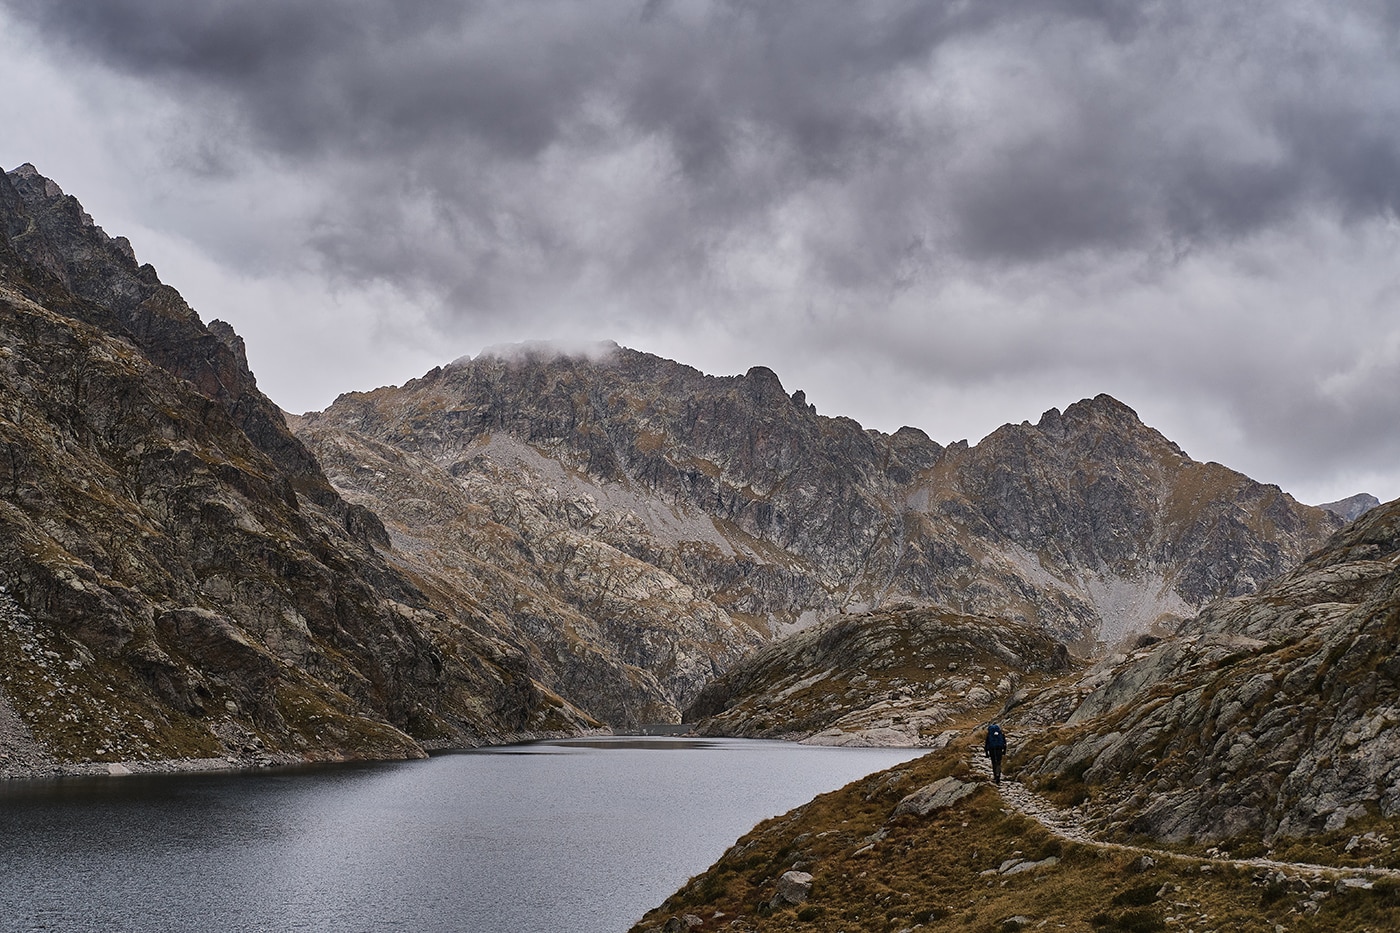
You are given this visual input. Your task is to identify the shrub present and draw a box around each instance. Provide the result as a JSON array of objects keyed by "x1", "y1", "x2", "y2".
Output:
[
  {"x1": 1111, "y1": 883, "x2": 1159, "y2": 907},
  {"x1": 1091, "y1": 908, "x2": 1165, "y2": 933}
]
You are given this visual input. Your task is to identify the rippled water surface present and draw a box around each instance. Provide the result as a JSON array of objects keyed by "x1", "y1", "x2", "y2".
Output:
[{"x1": 0, "y1": 737, "x2": 924, "y2": 932}]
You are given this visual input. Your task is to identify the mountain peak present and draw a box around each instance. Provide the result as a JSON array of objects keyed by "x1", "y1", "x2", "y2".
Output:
[
  {"x1": 742, "y1": 364, "x2": 788, "y2": 405},
  {"x1": 1062, "y1": 393, "x2": 1141, "y2": 424},
  {"x1": 1032, "y1": 394, "x2": 1143, "y2": 441},
  {"x1": 7, "y1": 162, "x2": 69, "y2": 203},
  {"x1": 1317, "y1": 492, "x2": 1381, "y2": 523}
]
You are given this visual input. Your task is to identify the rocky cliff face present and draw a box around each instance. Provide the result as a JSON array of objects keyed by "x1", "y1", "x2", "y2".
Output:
[
  {"x1": 297, "y1": 344, "x2": 1338, "y2": 726},
  {"x1": 0, "y1": 165, "x2": 594, "y2": 775},
  {"x1": 1013, "y1": 496, "x2": 1400, "y2": 845}
]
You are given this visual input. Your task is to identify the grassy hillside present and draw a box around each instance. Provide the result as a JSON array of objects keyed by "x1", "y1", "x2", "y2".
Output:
[{"x1": 632, "y1": 735, "x2": 1400, "y2": 933}]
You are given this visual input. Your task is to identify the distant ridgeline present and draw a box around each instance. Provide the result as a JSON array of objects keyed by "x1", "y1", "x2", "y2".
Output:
[
  {"x1": 1319, "y1": 492, "x2": 1381, "y2": 523},
  {"x1": 0, "y1": 162, "x2": 1348, "y2": 774}
]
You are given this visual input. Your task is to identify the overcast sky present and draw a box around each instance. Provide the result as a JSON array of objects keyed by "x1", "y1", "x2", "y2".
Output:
[{"x1": 2, "y1": 0, "x2": 1398, "y2": 506}]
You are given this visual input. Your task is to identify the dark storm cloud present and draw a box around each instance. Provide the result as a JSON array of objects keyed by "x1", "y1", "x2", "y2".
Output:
[
  {"x1": 24, "y1": 0, "x2": 1398, "y2": 287},
  {"x1": 13, "y1": 0, "x2": 1400, "y2": 290},
  {"x1": 8, "y1": 0, "x2": 597, "y2": 159},
  {"x1": 6, "y1": 0, "x2": 1400, "y2": 500}
]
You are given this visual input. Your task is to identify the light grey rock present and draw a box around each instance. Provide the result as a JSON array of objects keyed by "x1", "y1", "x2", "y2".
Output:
[
  {"x1": 892, "y1": 776, "x2": 978, "y2": 818},
  {"x1": 1317, "y1": 493, "x2": 1380, "y2": 523},
  {"x1": 1002, "y1": 856, "x2": 1059, "y2": 875},
  {"x1": 772, "y1": 870, "x2": 814, "y2": 906}
]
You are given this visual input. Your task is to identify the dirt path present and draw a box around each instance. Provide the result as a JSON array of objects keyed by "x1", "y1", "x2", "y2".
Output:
[{"x1": 970, "y1": 752, "x2": 1400, "y2": 883}]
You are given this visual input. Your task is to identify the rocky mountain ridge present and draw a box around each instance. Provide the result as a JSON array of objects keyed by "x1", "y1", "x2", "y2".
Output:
[
  {"x1": 296, "y1": 343, "x2": 1339, "y2": 721},
  {"x1": 0, "y1": 164, "x2": 595, "y2": 776},
  {"x1": 0, "y1": 161, "x2": 1348, "y2": 772}
]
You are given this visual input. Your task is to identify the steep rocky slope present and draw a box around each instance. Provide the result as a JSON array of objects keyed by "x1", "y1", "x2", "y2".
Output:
[
  {"x1": 291, "y1": 416, "x2": 762, "y2": 726},
  {"x1": 0, "y1": 165, "x2": 593, "y2": 775},
  {"x1": 632, "y1": 498, "x2": 1400, "y2": 928},
  {"x1": 1013, "y1": 496, "x2": 1400, "y2": 846},
  {"x1": 685, "y1": 604, "x2": 1074, "y2": 745},
  {"x1": 296, "y1": 344, "x2": 1337, "y2": 723},
  {"x1": 631, "y1": 738, "x2": 1400, "y2": 933}
]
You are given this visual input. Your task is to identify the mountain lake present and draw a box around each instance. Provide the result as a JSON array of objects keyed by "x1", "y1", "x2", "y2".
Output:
[{"x1": 0, "y1": 736, "x2": 926, "y2": 932}]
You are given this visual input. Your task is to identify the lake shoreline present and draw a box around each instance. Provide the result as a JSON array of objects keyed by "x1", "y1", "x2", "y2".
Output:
[{"x1": 0, "y1": 726, "x2": 617, "y2": 782}]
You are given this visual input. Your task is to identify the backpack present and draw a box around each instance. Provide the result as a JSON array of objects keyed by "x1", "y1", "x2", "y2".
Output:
[{"x1": 987, "y1": 725, "x2": 1007, "y2": 750}]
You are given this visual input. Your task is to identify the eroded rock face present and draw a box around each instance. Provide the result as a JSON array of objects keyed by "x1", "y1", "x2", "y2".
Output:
[
  {"x1": 0, "y1": 165, "x2": 594, "y2": 773},
  {"x1": 4, "y1": 164, "x2": 339, "y2": 511},
  {"x1": 1015, "y1": 498, "x2": 1400, "y2": 844},
  {"x1": 289, "y1": 340, "x2": 1337, "y2": 730}
]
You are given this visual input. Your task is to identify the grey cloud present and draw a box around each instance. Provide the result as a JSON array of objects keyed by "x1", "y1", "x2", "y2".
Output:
[
  {"x1": 7, "y1": 0, "x2": 1400, "y2": 501},
  {"x1": 16, "y1": 1, "x2": 1400, "y2": 286},
  {"x1": 12, "y1": 0, "x2": 1330, "y2": 290},
  {"x1": 10, "y1": 0, "x2": 1397, "y2": 280}
]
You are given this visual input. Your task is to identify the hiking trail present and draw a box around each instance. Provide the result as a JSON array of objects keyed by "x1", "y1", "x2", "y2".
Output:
[{"x1": 969, "y1": 751, "x2": 1400, "y2": 884}]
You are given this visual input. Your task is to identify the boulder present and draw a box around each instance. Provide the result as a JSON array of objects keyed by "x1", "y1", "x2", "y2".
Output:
[
  {"x1": 772, "y1": 870, "x2": 814, "y2": 906},
  {"x1": 892, "y1": 776, "x2": 978, "y2": 818}
]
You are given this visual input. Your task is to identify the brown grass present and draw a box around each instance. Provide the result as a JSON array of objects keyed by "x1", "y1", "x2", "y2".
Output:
[{"x1": 630, "y1": 742, "x2": 1400, "y2": 933}]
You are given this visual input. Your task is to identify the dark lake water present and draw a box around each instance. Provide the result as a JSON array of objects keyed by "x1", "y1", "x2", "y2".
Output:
[{"x1": 0, "y1": 736, "x2": 925, "y2": 932}]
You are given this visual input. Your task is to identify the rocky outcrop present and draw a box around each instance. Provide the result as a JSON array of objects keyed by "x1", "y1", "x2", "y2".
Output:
[
  {"x1": 685, "y1": 604, "x2": 1074, "y2": 744},
  {"x1": 892, "y1": 775, "x2": 979, "y2": 817},
  {"x1": 4, "y1": 164, "x2": 339, "y2": 512},
  {"x1": 771, "y1": 870, "x2": 814, "y2": 907},
  {"x1": 1015, "y1": 497, "x2": 1400, "y2": 844},
  {"x1": 0, "y1": 164, "x2": 595, "y2": 774}
]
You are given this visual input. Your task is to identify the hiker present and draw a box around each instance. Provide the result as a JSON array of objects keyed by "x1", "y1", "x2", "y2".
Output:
[{"x1": 985, "y1": 723, "x2": 1008, "y2": 784}]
